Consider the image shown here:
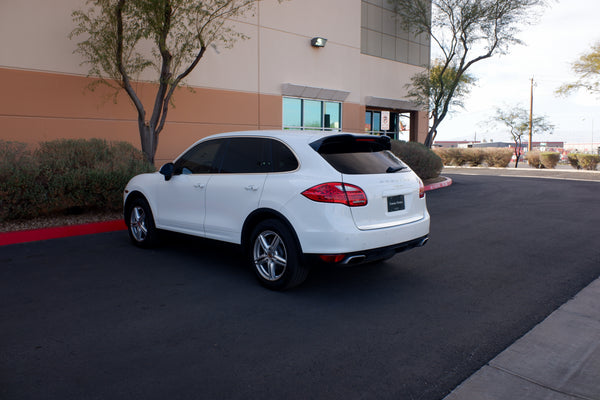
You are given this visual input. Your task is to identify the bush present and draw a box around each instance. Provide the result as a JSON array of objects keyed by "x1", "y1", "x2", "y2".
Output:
[
  {"x1": 434, "y1": 147, "x2": 467, "y2": 166},
  {"x1": 0, "y1": 141, "x2": 45, "y2": 220},
  {"x1": 540, "y1": 152, "x2": 560, "y2": 169},
  {"x1": 575, "y1": 154, "x2": 600, "y2": 170},
  {"x1": 391, "y1": 140, "x2": 443, "y2": 180},
  {"x1": 463, "y1": 149, "x2": 485, "y2": 167},
  {"x1": 433, "y1": 148, "x2": 452, "y2": 166},
  {"x1": 434, "y1": 147, "x2": 513, "y2": 168},
  {"x1": 568, "y1": 154, "x2": 581, "y2": 170},
  {"x1": 0, "y1": 139, "x2": 154, "y2": 222},
  {"x1": 483, "y1": 149, "x2": 513, "y2": 167},
  {"x1": 526, "y1": 151, "x2": 543, "y2": 168}
]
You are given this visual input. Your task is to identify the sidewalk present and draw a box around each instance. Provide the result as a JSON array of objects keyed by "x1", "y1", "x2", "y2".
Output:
[{"x1": 443, "y1": 166, "x2": 600, "y2": 400}]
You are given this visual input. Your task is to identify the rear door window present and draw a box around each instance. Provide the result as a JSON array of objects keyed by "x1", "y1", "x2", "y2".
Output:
[
  {"x1": 218, "y1": 137, "x2": 299, "y2": 174},
  {"x1": 219, "y1": 138, "x2": 270, "y2": 174},
  {"x1": 311, "y1": 135, "x2": 407, "y2": 175}
]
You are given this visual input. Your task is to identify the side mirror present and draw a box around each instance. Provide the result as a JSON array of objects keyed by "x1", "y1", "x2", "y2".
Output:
[{"x1": 159, "y1": 162, "x2": 175, "y2": 181}]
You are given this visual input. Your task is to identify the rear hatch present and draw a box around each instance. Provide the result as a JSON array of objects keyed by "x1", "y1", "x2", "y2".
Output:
[{"x1": 311, "y1": 134, "x2": 426, "y2": 230}]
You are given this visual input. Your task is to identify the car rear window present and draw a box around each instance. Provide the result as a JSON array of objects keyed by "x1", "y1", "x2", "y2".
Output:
[{"x1": 311, "y1": 135, "x2": 408, "y2": 175}]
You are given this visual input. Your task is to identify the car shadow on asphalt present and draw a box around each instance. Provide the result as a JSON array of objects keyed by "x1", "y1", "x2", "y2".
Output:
[{"x1": 141, "y1": 230, "x2": 422, "y2": 294}]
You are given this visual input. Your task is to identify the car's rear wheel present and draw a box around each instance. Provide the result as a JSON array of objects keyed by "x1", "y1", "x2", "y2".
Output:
[
  {"x1": 250, "y1": 219, "x2": 308, "y2": 290},
  {"x1": 126, "y1": 197, "x2": 158, "y2": 248}
]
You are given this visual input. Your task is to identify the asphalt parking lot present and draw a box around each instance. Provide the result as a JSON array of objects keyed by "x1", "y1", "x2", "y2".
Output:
[{"x1": 1, "y1": 174, "x2": 599, "y2": 400}]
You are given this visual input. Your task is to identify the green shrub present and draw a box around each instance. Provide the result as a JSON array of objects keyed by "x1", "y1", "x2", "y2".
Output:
[
  {"x1": 526, "y1": 151, "x2": 543, "y2": 168},
  {"x1": 568, "y1": 154, "x2": 581, "y2": 170},
  {"x1": 391, "y1": 140, "x2": 443, "y2": 180},
  {"x1": 0, "y1": 139, "x2": 154, "y2": 222},
  {"x1": 0, "y1": 141, "x2": 46, "y2": 220},
  {"x1": 576, "y1": 154, "x2": 600, "y2": 170},
  {"x1": 483, "y1": 149, "x2": 513, "y2": 167},
  {"x1": 540, "y1": 152, "x2": 560, "y2": 169}
]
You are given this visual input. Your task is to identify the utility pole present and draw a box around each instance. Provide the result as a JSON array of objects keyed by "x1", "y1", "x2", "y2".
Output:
[{"x1": 528, "y1": 77, "x2": 534, "y2": 152}]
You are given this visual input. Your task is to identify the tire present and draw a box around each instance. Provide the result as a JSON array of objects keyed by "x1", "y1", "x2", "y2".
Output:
[
  {"x1": 126, "y1": 197, "x2": 159, "y2": 248},
  {"x1": 249, "y1": 219, "x2": 309, "y2": 290}
]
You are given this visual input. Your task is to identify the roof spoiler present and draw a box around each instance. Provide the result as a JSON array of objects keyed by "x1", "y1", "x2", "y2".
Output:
[{"x1": 309, "y1": 134, "x2": 391, "y2": 152}]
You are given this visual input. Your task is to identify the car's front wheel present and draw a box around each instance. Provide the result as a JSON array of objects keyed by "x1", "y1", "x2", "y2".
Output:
[
  {"x1": 250, "y1": 219, "x2": 308, "y2": 290},
  {"x1": 126, "y1": 197, "x2": 158, "y2": 248}
]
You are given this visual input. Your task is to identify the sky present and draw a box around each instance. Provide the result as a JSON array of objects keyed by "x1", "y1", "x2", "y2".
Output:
[{"x1": 436, "y1": 0, "x2": 600, "y2": 145}]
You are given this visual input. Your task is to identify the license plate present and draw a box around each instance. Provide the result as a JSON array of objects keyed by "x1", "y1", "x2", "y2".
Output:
[{"x1": 387, "y1": 195, "x2": 405, "y2": 212}]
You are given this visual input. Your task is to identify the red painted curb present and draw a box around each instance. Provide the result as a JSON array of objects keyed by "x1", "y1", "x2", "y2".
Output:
[
  {"x1": 0, "y1": 220, "x2": 127, "y2": 246},
  {"x1": 424, "y1": 176, "x2": 453, "y2": 192}
]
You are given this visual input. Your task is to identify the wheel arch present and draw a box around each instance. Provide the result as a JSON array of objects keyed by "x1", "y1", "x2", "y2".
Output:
[
  {"x1": 123, "y1": 190, "x2": 150, "y2": 226},
  {"x1": 241, "y1": 208, "x2": 303, "y2": 254}
]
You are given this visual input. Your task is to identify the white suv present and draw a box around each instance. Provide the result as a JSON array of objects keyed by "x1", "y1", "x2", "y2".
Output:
[{"x1": 124, "y1": 130, "x2": 430, "y2": 289}]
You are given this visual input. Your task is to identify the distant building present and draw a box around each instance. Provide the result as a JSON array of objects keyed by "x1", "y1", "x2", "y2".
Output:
[
  {"x1": 564, "y1": 143, "x2": 600, "y2": 155},
  {"x1": 433, "y1": 141, "x2": 480, "y2": 148}
]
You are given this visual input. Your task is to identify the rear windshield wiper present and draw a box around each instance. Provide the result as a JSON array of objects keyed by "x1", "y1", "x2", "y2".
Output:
[{"x1": 386, "y1": 166, "x2": 407, "y2": 173}]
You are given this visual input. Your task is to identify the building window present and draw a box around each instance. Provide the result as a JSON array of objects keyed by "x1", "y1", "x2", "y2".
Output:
[
  {"x1": 365, "y1": 110, "x2": 410, "y2": 140},
  {"x1": 283, "y1": 97, "x2": 341, "y2": 131},
  {"x1": 360, "y1": 0, "x2": 430, "y2": 67}
]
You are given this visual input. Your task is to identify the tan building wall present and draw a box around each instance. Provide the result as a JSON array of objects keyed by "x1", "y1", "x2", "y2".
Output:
[{"x1": 0, "y1": 0, "x2": 429, "y2": 165}]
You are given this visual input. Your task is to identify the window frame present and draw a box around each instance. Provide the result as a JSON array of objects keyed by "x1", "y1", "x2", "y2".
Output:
[
  {"x1": 174, "y1": 137, "x2": 299, "y2": 175},
  {"x1": 283, "y1": 97, "x2": 342, "y2": 131}
]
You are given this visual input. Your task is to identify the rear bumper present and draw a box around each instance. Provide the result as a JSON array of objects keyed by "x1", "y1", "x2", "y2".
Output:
[{"x1": 305, "y1": 234, "x2": 429, "y2": 266}]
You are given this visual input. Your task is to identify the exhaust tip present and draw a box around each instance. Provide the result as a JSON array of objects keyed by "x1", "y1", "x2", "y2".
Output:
[
  {"x1": 343, "y1": 255, "x2": 367, "y2": 265},
  {"x1": 418, "y1": 237, "x2": 429, "y2": 247}
]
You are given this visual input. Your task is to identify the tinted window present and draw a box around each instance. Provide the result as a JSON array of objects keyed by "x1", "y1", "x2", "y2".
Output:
[
  {"x1": 312, "y1": 135, "x2": 407, "y2": 175},
  {"x1": 175, "y1": 139, "x2": 223, "y2": 174},
  {"x1": 271, "y1": 140, "x2": 299, "y2": 172},
  {"x1": 322, "y1": 151, "x2": 407, "y2": 174},
  {"x1": 220, "y1": 138, "x2": 270, "y2": 174}
]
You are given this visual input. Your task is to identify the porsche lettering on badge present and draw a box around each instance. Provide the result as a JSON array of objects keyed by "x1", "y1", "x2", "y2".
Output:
[{"x1": 387, "y1": 195, "x2": 405, "y2": 212}]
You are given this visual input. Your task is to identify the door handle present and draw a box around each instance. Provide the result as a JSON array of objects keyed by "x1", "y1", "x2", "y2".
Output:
[
  {"x1": 245, "y1": 185, "x2": 259, "y2": 192},
  {"x1": 193, "y1": 183, "x2": 205, "y2": 189}
]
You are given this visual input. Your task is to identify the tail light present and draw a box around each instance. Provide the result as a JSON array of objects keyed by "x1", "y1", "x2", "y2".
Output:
[
  {"x1": 302, "y1": 183, "x2": 368, "y2": 207},
  {"x1": 419, "y1": 179, "x2": 425, "y2": 199}
]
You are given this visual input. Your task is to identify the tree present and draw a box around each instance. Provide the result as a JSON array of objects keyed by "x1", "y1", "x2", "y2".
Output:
[
  {"x1": 70, "y1": 0, "x2": 266, "y2": 165},
  {"x1": 406, "y1": 59, "x2": 476, "y2": 141},
  {"x1": 491, "y1": 106, "x2": 554, "y2": 167},
  {"x1": 390, "y1": 0, "x2": 550, "y2": 148},
  {"x1": 556, "y1": 41, "x2": 600, "y2": 97}
]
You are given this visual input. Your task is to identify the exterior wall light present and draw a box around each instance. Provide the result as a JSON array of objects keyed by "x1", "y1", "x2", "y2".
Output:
[{"x1": 311, "y1": 37, "x2": 327, "y2": 48}]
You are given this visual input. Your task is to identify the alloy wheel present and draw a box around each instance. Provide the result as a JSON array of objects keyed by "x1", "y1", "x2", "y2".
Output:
[
  {"x1": 129, "y1": 205, "x2": 148, "y2": 242},
  {"x1": 253, "y1": 230, "x2": 288, "y2": 282}
]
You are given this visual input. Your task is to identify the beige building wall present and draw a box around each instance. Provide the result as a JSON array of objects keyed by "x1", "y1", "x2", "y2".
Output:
[{"x1": 0, "y1": 0, "x2": 429, "y2": 165}]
